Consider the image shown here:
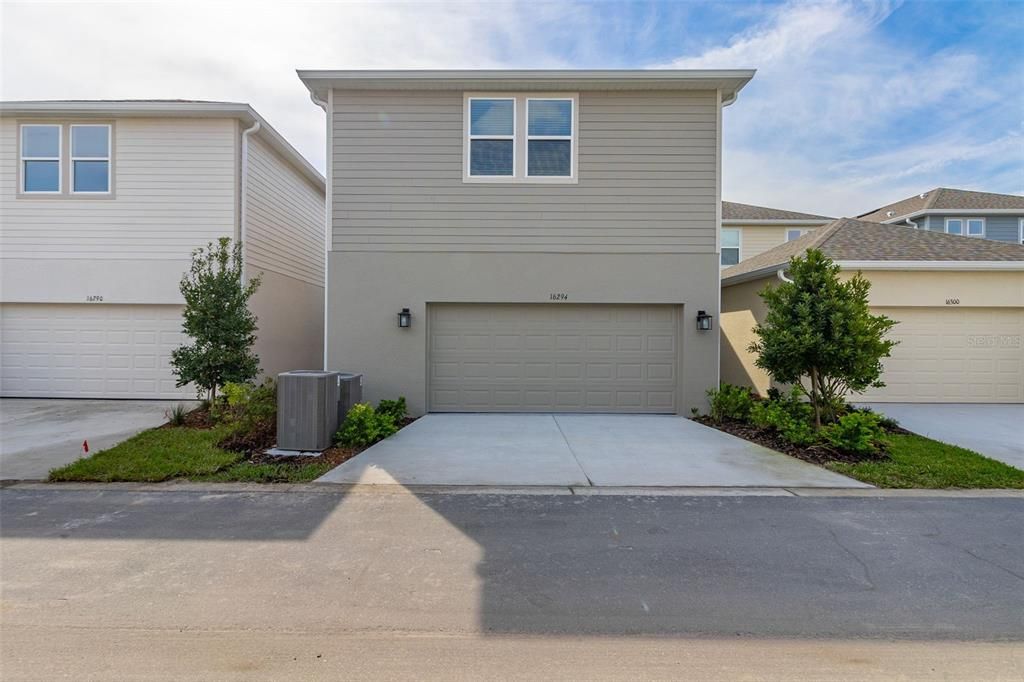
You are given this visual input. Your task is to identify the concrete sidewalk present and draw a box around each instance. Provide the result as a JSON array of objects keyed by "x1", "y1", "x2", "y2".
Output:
[{"x1": 317, "y1": 413, "x2": 868, "y2": 488}]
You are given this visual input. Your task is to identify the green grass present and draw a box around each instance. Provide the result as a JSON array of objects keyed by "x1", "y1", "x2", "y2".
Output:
[
  {"x1": 48, "y1": 426, "x2": 332, "y2": 483},
  {"x1": 827, "y1": 433, "x2": 1024, "y2": 489}
]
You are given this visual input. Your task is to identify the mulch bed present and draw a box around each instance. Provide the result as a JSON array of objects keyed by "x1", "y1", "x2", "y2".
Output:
[
  {"x1": 160, "y1": 405, "x2": 216, "y2": 430},
  {"x1": 693, "y1": 415, "x2": 890, "y2": 466}
]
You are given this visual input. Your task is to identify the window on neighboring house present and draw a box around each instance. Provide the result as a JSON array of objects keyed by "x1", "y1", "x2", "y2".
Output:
[
  {"x1": 20, "y1": 124, "x2": 61, "y2": 193},
  {"x1": 527, "y1": 99, "x2": 572, "y2": 177},
  {"x1": 1019, "y1": 218, "x2": 1024, "y2": 245},
  {"x1": 946, "y1": 217, "x2": 984, "y2": 237},
  {"x1": 721, "y1": 229, "x2": 740, "y2": 266},
  {"x1": 786, "y1": 228, "x2": 807, "y2": 242},
  {"x1": 71, "y1": 124, "x2": 111, "y2": 193},
  {"x1": 468, "y1": 98, "x2": 515, "y2": 177}
]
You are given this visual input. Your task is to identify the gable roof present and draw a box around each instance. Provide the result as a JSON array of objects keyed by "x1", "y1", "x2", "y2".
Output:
[
  {"x1": 858, "y1": 188, "x2": 1024, "y2": 223},
  {"x1": 722, "y1": 201, "x2": 832, "y2": 223},
  {"x1": 0, "y1": 99, "x2": 324, "y2": 190},
  {"x1": 721, "y1": 217, "x2": 1024, "y2": 284}
]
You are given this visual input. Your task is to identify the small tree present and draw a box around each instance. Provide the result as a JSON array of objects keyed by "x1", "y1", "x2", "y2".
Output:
[
  {"x1": 171, "y1": 238, "x2": 262, "y2": 401},
  {"x1": 748, "y1": 249, "x2": 897, "y2": 428}
]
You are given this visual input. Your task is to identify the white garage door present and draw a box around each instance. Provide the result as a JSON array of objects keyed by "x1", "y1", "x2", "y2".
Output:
[
  {"x1": 428, "y1": 303, "x2": 680, "y2": 413},
  {"x1": 860, "y1": 307, "x2": 1023, "y2": 403},
  {"x1": 1, "y1": 303, "x2": 193, "y2": 399}
]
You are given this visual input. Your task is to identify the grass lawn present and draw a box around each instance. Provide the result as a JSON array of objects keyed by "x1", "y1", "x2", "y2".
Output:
[
  {"x1": 827, "y1": 433, "x2": 1024, "y2": 489},
  {"x1": 48, "y1": 426, "x2": 336, "y2": 483}
]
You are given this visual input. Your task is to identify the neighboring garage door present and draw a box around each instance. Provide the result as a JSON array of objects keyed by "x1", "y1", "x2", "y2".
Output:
[
  {"x1": 860, "y1": 307, "x2": 1023, "y2": 403},
  {"x1": 0, "y1": 303, "x2": 193, "y2": 399},
  {"x1": 428, "y1": 303, "x2": 680, "y2": 413}
]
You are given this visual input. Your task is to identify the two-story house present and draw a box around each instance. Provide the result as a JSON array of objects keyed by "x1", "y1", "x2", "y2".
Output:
[
  {"x1": 720, "y1": 201, "x2": 833, "y2": 266},
  {"x1": 299, "y1": 69, "x2": 755, "y2": 415},
  {"x1": 0, "y1": 101, "x2": 325, "y2": 398},
  {"x1": 858, "y1": 187, "x2": 1024, "y2": 245}
]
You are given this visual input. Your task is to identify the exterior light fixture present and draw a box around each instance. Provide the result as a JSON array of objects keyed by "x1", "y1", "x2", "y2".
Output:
[
  {"x1": 397, "y1": 308, "x2": 412, "y2": 328},
  {"x1": 696, "y1": 310, "x2": 713, "y2": 331}
]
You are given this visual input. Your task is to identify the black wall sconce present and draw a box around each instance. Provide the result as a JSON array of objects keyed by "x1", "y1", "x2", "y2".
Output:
[
  {"x1": 397, "y1": 308, "x2": 412, "y2": 328},
  {"x1": 696, "y1": 310, "x2": 713, "y2": 331}
]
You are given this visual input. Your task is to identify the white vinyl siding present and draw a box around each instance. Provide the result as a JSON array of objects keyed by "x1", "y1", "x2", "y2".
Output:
[
  {"x1": 244, "y1": 134, "x2": 324, "y2": 286},
  {"x1": 333, "y1": 89, "x2": 718, "y2": 253}
]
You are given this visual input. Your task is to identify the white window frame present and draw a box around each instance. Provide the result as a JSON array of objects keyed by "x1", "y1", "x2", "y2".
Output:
[
  {"x1": 965, "y1": 217, "x2": 985, "y2": 238},
  {"x1": 945, "y1": 217, "x2": 986, "y2": 237},
  {"x1": 525, "y1": 97, "x2": 575, "y2": 180},
  {"x1": 1019, "y1": 217, "x2": 1024, "y2": 245},
  {"x1": 19, "y1": 123, "x2": 62, "y2": 194},
  {"x1": 721, "y1": 228, "x2": 741, "y2": 268},
  {"x1": 785, "y1": 228, "x2": 809, "y2": 242},
  {"x1": 70, "y1": 124, "x2": 112, "y2": 194},
  {"x1": 944, "y1": 218, "x2": 963, "y2": 236},
  {"x1": 465, "y1": 96, "x2": 516, "y2": 180}
]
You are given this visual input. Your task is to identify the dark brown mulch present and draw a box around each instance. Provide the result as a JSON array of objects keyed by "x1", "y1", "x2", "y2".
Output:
[
  {"x1": 218, "y1": 419, "x2": 276, "y2": 454},
  {"x1": 693, "y1": 416, "x2": 889, "y2": 466},
  {"x1": 161, "y1": 405, "x2": 216, "y2": 430}
]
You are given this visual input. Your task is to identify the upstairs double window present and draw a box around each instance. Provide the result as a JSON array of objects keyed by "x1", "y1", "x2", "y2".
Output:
[
  {"x1": 945, "y1": 217, "x2": 984, "y2": 238},
  {"x1": 19, "y1": 123, "x2": 111, "y2": 195},
  {"x1": 465, "y1": 94, "x2": 577, "y2": 182}
]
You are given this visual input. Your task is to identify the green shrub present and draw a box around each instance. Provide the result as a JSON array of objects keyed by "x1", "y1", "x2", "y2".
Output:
[
  {"x1": 217, "y1": 379, "x2": 276, "y2": 432},
  {"x1": 376, "y1": 396, "x2": 408, "y2": 423},
  {"x1": 336, "y1": 403, "x2": 398, "y2": 447},
  {"x1": 706, "y1": 384, "x2": 755, "y2": 422},
  {"x1": 822, "y1": 411, "x2": 887, "y2": 456},
  {"x1": 749, "y1": 389, "x2": 817, "y2": 446}
]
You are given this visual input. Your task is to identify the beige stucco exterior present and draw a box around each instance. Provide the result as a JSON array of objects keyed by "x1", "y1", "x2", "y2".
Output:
[{"x1": 721, "y1": 268, "x2": 1024, "y2": 403}]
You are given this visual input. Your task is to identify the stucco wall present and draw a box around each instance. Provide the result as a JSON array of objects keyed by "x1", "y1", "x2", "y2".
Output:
[
  {"x1": 720, "y1": 277, "x2": 773, "y2": 394},
  {"x1": 249, "y1": 268, "x2": 324, "y2": 380},
  {"x1": 327, "y1": 251, "x2": 721, "y2": 416}
]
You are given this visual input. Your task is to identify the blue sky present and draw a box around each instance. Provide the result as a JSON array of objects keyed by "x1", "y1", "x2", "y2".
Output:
[{"x1": 2, "y1": 0, "x2": 1021, "y2": 216}]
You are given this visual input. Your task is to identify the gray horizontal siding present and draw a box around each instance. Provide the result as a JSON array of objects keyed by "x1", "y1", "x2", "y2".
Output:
[
  {"x1": 331, "y1": 89, "x2": 718, "y2": 253},
  {"x1": 924, "y1": 214, "x2": 1023, "y2": 244}
]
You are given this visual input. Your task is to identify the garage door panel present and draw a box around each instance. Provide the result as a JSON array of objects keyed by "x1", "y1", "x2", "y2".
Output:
[
  {"x1": 429, "y1": 303, "x2": 680, "y2": 413},
  {"x1": 860, "y1": 307, "x2": 1023, "y2": 403},
  {"x1": 1, "y1": 303, "x2": 194, "y2": 399}
]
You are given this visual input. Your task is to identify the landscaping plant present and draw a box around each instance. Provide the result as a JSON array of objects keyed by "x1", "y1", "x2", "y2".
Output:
[
  {"x1": 706, "y1": 383, "x2": 755, "y2": 422},
  {"x1": 166, "y1": 403, "x2": 189, "y2": 426},
  {"x1": 748, "y1": 390, "x2": 817, "y2": 446},
  {"x1": 336, "y1": 403, "x2": 398, "y2": 447},
  {"x1": 749, "y1": 249, "x2": 897, "y2": 428},
  {"x1": 821, "y1": 411, "x2": 888, "y2": 457},
  {"x1": 376, "y1": 396, "x2": 408, "y2": 423},
  {"x1": 216, "y1": 379, "x2": 277, "y2": 453},
  {"x1": 170, "y1": 237, "x2": 262, "y2": 401}
]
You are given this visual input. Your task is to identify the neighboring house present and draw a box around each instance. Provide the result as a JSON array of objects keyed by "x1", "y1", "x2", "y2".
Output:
[
  {"x1": 721, "y1": 201, "x2": 832, "y2": 266},
  {"x1": 299, "y1": 69, "x2": 755, "y2": 415},
  {"x1": 0, "y1": 100, "x2": 325, "y2": 399},
  {"x1": 858, "y1": 187, "x2": 1024, "y2": 245},
  {"x1": 720, "y1": 218, "x2": 1024, "y2": 403}
]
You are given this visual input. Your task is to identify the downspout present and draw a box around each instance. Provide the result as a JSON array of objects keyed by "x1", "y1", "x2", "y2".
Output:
[
  {"x1": 310, "y1": 90, "x2": 331, "y2": 370},
  {"x1": 239, "y1": 118, "x2": 261, "y2": 283},
  {"x1": 905, "y1": 218, "x2": 918, "y2": 230},
  {"x1": 777, "y1": 267, "x2": 793, "y2": 283}
]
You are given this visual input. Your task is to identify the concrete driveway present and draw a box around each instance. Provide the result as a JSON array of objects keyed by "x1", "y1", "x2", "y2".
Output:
[
  {"x1": 317, "y1": 413, "x2": 868, "y2": 488},
  {"x1": 861, "y1": 403, "x2": 1024, "y2": 470},
  {"x1": 0, "y1": 399, "x2": 193, "y2": 480}
]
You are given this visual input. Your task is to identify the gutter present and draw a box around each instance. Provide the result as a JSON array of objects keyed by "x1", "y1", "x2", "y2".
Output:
[
  {"x1": 877, "y1": 208, "x2": 1024, "y2": 224},
  {"x1": 722, "y1": 219, "x2": 831, "y2": 226},
  {"x1": 239, "y1": 119, "x2": 261, "y2": 283}
]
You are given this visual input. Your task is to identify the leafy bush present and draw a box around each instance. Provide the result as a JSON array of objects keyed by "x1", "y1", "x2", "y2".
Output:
[
  {"x1": 218, "y1": 379, "x2": 276, "y2": 431},
  {"x1": 706, "y1": 384, "x2": 756, "y2": 422},
  {"x1": 749, "y1": 389, "x2": 817, "y2": 446},
  {"x1": 336, "y1": 403, "x2": 398, "y2": 447},
  {"x1": 376, "y1": 396, "x2": 408, "y2": 423},
  {"x1": 821, "y1": 411, "x2": 887, "y2": 456},
  {"x1": 166, "y1": 403, "x2": 189, "y2": 426}
]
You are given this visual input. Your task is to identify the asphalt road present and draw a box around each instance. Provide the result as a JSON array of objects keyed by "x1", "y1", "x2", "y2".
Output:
[{"x1": 2, "y1": 486, "x2": 1023, "y2": 680}]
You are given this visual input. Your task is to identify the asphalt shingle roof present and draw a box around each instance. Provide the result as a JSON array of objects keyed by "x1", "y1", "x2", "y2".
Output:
[
  {"x1": 722, "y1": 201, "x2": 832, "y2": 222},
  {"x1": 857, "y1": 188, "x2": 1024, "y2": 222},
  {"x1": 721, "y1": 217, "x2": 1024, "y2": 282}
]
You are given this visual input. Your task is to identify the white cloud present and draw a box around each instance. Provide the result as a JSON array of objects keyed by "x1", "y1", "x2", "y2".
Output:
[{"x1": 0, "y1": 1, "x2": 574, "y2": 172}]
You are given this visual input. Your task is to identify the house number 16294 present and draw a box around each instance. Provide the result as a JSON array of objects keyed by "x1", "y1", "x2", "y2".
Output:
[{"x1": 549, "y1": 293, "x2": 568, "y2": 301}]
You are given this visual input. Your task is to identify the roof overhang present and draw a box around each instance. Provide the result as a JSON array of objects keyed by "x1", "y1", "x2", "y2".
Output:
[
  {"x1": 879, "y1": 208, "x2": 1024, "y2": 224},
  {"x1": 0, "y1": 100, "x2": 324, "y2": 191},
  {"x1": 722, "y1": 218, "x2": 831, "y2": 226},
  {"x1": 722, "y1": 259, "x2": 1024, "y2": 287},
  {"x1": 298, "y1": 69, "x2": 756, "y2": 105}
]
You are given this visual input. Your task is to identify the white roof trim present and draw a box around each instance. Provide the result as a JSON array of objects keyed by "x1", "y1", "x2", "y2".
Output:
[
  {"x1": 0, "y1": 100, "x2": 324, "y2": 191},
  {"x1": 298, "y1": 69, "x2": 756, "y2": 103},
  {"x1": 834, "y1": 260, "x2": 1024, "y2": 271},
  {"x1": 879, "y1": 208, "x2": 1024, "y2": 223},
  {"x1": 722, "y1": 218, "x2": 831, "y2": 226}
]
